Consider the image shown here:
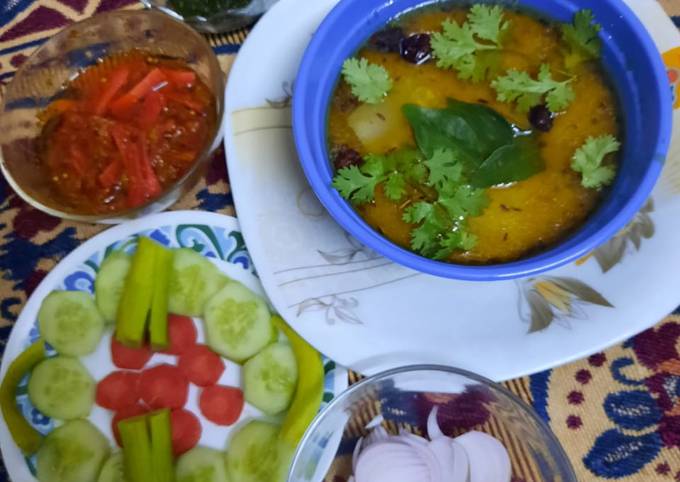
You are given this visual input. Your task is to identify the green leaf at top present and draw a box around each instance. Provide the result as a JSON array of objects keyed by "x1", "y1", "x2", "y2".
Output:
[
  {"x1": 562, "y1": 9, "x2": 602, "y2": 69},
  {"x1": 430, "y1": 5, "x2": 510, "y2": 82},
  {"x1": 342, "y1": 58, "x2": 393, "y2": 104},
  {"x1": 470, "y1": 136, "x2": 544, "y2": 188},
  {"x1": 491, "y1": 64, "x2": 575, "y2": 113},
  {"x1": 468, "y1": 4, "x2": 510, "y2": 44},
  {"x1": 402, "y1": 100, "x2": 513, "y2": 163}
]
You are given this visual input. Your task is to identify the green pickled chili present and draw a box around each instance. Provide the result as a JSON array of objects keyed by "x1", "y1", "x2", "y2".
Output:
[
  {"x1": 116, "y1": 237, "x2": 157, "y2": 347},
  {"x1": 149, "y1": 410, "x2": 174, "y2": 482},
  {"x1": 149, "y1": 246, "x2": 172, "y2": 350},
  {"x1": 119, "y1": 416, "x2": 153, "y2": 482},
  {"x1": 0, "y1": 339, "x2": 46, "y2": 454}
]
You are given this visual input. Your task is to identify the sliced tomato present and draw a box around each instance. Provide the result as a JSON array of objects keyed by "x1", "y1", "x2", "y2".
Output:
[
  {"x1": 162, "y1": 68, "x2": 196, "y2": 88},
  {"x1": 110, "y1": 68, "x2": 166, "y2": 118},
  {"x1": 137, "y1": 90, "x2": 165, "y2": 131},
  {"x1": 170, "y1": 408, "x2": 201, "y2": 456},
  {"x1": 96, "y1": 371, "x2": 141, "y2": 411},
  {"x1": 179, "y1": 345, "x2": 225, "y2": 387},
  {"x1": 199, "y1": 386, "x2": 244, "y2": 426},
  {"x1": 112, "y1": 403, "x2": 148, "y2": 446},
  {"x1": 162, "y1": 314, "x2": 197, "y2": 355},
  {"x1": 137, "y1": 134, "x2": 161, "y2": 197},
  {"x1": 111, "y1": 335, "x2": 152, "y2": 369},
  {"x1": 165, "y1": 91, "x2": 204, "y2": 112},
  {"x1": 110, "y1": 123, "x2": 147, "y2": 207},
  {"x1": 139, "y1": 364, "x2": 188, "y2": 410},
  {"x1": 99, "y1": 159, "x2": 123, "y2": 188},
  {"x1": 69, "y1": 144, "x2": 89, "y2": 176},
  {"x1": 93, "y1": 67, "x2": 129, "y2": 115}
]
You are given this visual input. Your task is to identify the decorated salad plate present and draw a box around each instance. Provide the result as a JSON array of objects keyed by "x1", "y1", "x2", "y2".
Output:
[
  {"x1": 224, "y1": 0, "x2": 680, "y2": 381},
  {"x1": 0, "y1": 211, "x2": 347, "y2": 482}
]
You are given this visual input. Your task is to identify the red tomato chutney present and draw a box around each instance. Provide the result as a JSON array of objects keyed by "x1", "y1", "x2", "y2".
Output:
[{"x1": 37, "y1": 50, "x2": 217, "y2": 214}]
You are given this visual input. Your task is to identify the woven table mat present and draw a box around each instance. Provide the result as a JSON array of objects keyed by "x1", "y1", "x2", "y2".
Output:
[{"x1": 1, "y1": 1, "x2": 680, "y2": 481}]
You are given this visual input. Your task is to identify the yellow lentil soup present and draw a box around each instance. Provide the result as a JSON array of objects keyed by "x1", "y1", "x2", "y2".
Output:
[{"x1": 328, "y1": 4, "x2": 621, "y2": 264}]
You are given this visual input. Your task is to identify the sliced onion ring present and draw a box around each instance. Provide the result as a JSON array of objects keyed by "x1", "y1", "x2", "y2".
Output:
[
  {"x1": 455, "y1": 431, "x2": 511, "y2": 482},
  {"x1": 427, "y1": 406, "x2": 444, "y2": 440}
]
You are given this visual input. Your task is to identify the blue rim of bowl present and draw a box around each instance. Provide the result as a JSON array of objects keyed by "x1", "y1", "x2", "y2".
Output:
[
  {"x1": 292, "y1": 0, "x2": 673, "y2": 281},
  {"x1": 288, "y1": 364, "x2": 578, "y2": 482}
]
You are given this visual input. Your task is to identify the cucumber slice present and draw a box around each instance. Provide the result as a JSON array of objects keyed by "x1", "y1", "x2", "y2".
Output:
[
  {"x1": 203, "y1": 282, "x2": 272, "y2": 362},
  {"x1": 36, "y1": 419, "x2": 110, "y2": 482},
  {"x1": 243, "y1": 343, "x2": 298, "y2": 415},
  {"x1": 98, "y1": 453, "x2": 128, "y2": 482},
  {"x1": 39, "y1": 291, "x2": 105, "y2": 356},
  {"x1": 28, "y1": 356, "x2": 94, "y2": 420},
  {"x1": 177, "y1": 447, "x2": 230, "y2": 482},
  {"x1": 95, "y1": 251, "x2": 132, "y2": 323},
  {"x1": 226, "y1": 421, "x2": 290, "y2": 482},
  {"x1": 169, "y1": 249, "x2": 229, "y2": 317}
]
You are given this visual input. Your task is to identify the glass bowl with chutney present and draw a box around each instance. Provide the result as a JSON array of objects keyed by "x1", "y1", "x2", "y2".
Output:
[
  {"x1": 0, "y1": 10, "x2": 224, "y2": 223},
  {"x1": 292, "y1": 0, "x2": 672, "y2": 281}
]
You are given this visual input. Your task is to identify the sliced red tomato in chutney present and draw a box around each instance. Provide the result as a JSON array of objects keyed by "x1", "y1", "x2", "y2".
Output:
[
  {"x1": 179, "y1": 344, "x2": 225, "y2": 387},
  {"x1": 112, "y1": 403, "x2": 148, "y2": 447},
  {"x1": 96, "y1": 371, "x2": 141, "y2": 411},
  {"x1": 111, "y1": 336, "x2": 153, "y2": 370},
  {"x1": 199, "y1": 386, "x2": 244, "y2": 426},
  {"x1": 139, "y1": 364, "x2": 188, "y2": 410},
  {"x1": 163, "y1": 314, "x2": 198, "y2": 355},
  {"x1": 170, "y1": 408, "x2": 202, "y2": 456},
  {"x1": 36, "y1": 49, "x2": 216, "y2": 215}
]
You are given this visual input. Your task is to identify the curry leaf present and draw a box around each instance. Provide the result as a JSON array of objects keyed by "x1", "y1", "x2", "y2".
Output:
[
  {"x1": 470, "y1": 136, "x2": 544, "y2": 188},
  {"x1": 402, "y1": 100, "x2": 513, "y2": 162}
]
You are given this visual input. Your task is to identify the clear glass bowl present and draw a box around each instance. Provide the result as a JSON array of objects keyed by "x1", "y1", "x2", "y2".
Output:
[
  {"x1": 140, "y1": 0, "x2": 279, "y2": 33},
  {"x1": 290, "y1": 365, "x2": 576, "y2": 482},
  {"x1": 0, "y1": 10, "x2": 225, "y2": 223}
]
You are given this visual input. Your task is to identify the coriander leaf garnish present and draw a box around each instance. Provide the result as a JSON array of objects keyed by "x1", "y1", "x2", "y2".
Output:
[
  {"x1": 332, "y1": 164, "x2": 382, "y2": 204},
  {"x1": 491, "y1": 64, "x2": 575, "y2": 112},
  {"x1": 571, "y1": 134, "x2": 620, "y2": 189},
  {"x1": 403, "y1": 201, "x2": 434, "y2": 224},
  {"x1": 431, "y1": 5, "x2": 509, "y2": 82},
  {"x1": 411, "y1": 219, "x2": 445, "y2": 256},
  {"x1": 437, "y1": 230, "x2": 478, "y2": 258},
  {"x1": 562, "y1": 9, "x2": 602, "y2": 68},
  {"x1": 468, "y1": 4, "x2": 509, "y2": 43},
  {"x1": 384, "y1": 172, "x2": 407, "y2": 201},
  {"x1": 439, "y1": 185, "x2": 489, "y2": 219},
  {"x1": 425, "y1": 148, "x2": 463, "y2": 189},
  {"x1": 331, "y1": 149, "x2": 424, "y2": 204},
  {"x1": 403, "y1": 185, "x2": 489, "y2": 259},
  {"x1": 342, "y1": 58, "x2": 393, "y2": 104}
]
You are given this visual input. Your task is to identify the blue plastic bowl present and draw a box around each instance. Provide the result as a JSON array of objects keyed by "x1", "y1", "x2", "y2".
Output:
[{"x1": 292, "y1": 0, "x2": 672, "y2": 281}]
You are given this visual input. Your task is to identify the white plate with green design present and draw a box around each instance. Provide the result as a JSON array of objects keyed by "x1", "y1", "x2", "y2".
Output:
[
  {"x1": 224, "y1": 0, "x2": 680, "y2": 381},
  {"x1": 0, "y1": 211, "x2": 347, "y2": 482}
]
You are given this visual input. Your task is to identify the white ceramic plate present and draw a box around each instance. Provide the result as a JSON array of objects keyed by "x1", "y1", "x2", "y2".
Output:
[
  {"x1": 224, "y1": 0, "x2": 680, "y2": 381},
  {"x1": 0, "y1": 211, "x2": 347, "y2": 482}
]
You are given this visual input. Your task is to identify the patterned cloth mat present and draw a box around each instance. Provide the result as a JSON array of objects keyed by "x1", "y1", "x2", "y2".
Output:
[{"x1": 1, "y1": 1, "x2": 679, "y2": 481}]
